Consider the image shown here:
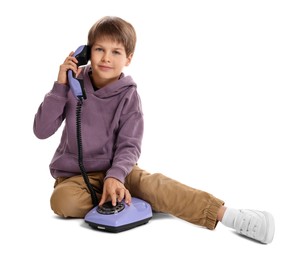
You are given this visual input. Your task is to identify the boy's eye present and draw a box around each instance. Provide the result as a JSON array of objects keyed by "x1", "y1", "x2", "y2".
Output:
[
  {"x1": 113, "y1": 51, "x2": 121, "y2": 55},
  {"x1": 95, "y1": 48, "x2": 103, "y2": 52}
]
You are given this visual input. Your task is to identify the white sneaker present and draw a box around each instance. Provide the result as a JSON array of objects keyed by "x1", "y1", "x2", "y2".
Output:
[{"x1": 234, "y1": 210, "x2": 275, "y2": 244}]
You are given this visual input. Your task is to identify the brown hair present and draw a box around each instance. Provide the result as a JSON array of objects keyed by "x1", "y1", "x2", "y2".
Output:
[{"x1": 87, "y1": 16, "x2": 136, "y2": 57}]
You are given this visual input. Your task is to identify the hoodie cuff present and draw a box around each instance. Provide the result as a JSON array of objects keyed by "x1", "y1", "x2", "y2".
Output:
[
  {"x1": 105, "y1": 167, "x2": 127, "y2": 183},
  {"x1": 51, "y1": 81, "x2": 70, "y2": 98}
]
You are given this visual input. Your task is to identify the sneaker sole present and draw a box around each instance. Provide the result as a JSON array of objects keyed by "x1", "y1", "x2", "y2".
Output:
[{"x1": 261, "y1": 211, "x2": 275, "y2": 244}]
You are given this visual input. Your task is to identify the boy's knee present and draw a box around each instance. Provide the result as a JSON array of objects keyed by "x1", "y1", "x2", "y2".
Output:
[{"x1": 50, "y1": 185, "x2": 87, "y2": 218}]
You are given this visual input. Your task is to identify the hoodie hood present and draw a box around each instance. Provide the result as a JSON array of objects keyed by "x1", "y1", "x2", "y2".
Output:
[{"x1": 81, "y1": 65, "x2": 137, "y2": 99}]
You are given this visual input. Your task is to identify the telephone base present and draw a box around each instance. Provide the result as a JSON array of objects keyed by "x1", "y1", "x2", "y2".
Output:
[{"x1": 84, "y1": 197, "x2": 152, "y2": 233}]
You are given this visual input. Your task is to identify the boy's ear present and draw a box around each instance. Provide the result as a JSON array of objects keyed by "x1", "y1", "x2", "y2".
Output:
[{"x1": 125, "y1": 53, "x2": 134, "y2": 66}]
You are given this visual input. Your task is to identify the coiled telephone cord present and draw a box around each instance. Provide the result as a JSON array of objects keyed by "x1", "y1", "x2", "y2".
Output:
[{"x1": 76, "y1": 98, "x2": 99, "y2": 207}]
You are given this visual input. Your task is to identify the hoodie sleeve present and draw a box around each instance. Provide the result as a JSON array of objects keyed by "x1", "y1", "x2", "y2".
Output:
[
  {"x1": 33, "y1": 82, "x2": 69, "y2": 139},
  {"x1": 105, "y1": 90, "x2": 144, "y2": 183}
]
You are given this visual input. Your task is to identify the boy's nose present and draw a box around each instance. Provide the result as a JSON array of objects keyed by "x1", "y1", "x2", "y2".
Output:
[{"x1": 101, "y1": 53, "x2": 110, "y2": 63}]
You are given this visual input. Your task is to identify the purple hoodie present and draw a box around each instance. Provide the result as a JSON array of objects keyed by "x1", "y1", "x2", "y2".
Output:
[{"x1": 33, "y1": 65, "x2": 143, "y2": 183}]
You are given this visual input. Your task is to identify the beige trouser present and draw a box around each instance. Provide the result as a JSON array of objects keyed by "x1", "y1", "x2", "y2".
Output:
[{"x1": 50, "y1": 165, "x2": 224, "y2": 230}]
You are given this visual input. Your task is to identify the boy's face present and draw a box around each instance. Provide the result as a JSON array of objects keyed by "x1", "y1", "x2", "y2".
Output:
[{"x1": 90, "y1": 38, "x2": 133, "y2": 88}]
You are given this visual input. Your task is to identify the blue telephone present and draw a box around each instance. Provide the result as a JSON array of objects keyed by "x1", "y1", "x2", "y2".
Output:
[
  {"x1": 67, "y1": 45, "x2": 90, "y2": 100},
  {"x1": 68, "y1": 45, "x2": 153, "y2": 232}
]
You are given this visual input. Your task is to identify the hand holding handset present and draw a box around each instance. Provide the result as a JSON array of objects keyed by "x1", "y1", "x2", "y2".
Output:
[{"x1": 67, "y1": 45, "x2": 90, "y2": 100}]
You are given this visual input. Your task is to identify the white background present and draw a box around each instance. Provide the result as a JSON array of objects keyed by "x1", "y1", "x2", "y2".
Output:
[{"x1": 1, "y1": 0, "x2": 298, "y2": 259}]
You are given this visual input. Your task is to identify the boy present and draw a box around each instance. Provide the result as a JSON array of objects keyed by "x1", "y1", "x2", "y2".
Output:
[{"x1": 33, "y1": 16, "x2": 275, "y2": 244}]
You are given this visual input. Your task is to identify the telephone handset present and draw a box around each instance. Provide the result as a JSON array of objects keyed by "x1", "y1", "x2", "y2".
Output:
[{"x1": 67, "y1": 45, "x2": 90, "y2": 100}]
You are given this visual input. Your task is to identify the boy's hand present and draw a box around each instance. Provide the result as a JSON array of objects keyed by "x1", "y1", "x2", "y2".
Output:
[
  {"x1": 99, "y1": 177, "x2": 131, "y2": 207},
  {"x1": 57, "y1": 51, "x2": 82, "y2": 85}
]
